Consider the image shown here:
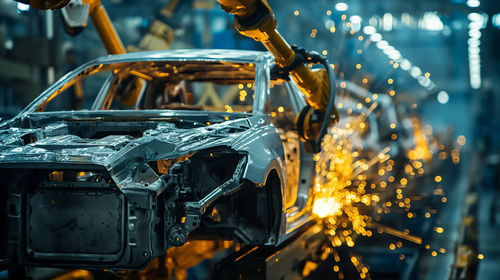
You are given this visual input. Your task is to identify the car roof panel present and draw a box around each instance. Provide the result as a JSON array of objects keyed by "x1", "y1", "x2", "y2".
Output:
[{"x1": 92, "y1": 49, "x2": 272, "y2": 65}]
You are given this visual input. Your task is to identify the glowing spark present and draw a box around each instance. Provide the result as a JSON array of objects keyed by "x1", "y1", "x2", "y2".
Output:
[{"x1": 367, "y1": 222, "x2": 422, "y2": 244}]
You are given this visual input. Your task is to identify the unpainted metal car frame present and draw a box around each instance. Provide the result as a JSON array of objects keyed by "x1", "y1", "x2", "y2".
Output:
[{"x1": 0, "y1": 49, "x2": 317, "y2": 270}]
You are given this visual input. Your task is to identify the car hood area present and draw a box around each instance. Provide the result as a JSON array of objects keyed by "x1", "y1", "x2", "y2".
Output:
[{"x1": 0, "y1": 110, "x2": 282, "y2": 195}]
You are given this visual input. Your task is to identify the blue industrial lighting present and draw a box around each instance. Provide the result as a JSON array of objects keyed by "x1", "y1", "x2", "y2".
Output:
[
  {"x1": 335, "y1": 2, "x2": 348, "y2": 12},
  {"x1": 493, "y1": 14, "x2": 500, "y2": 29},
  {"x1": 16, "y1": 2, "x2": 30, "y2": 12},
  {"x1": 466, "y1": 0, "x2": 480, "y2": 8},
  {"x1": 363, "y1": 26, "x2": 376, "y2": 35},
  {"x1": 437, "y1": 91, "x2": 449, "y2": 104},
  {"x1": 370, "y1": 33, "x2": 382, "y2": 42},
  {"x1": 350, "y1": 15, "x2": 361, "y2": 24}
]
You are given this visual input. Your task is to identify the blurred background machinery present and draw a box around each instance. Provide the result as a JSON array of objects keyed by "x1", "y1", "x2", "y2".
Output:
[{"x1": 0, "y1": 0, "x2": 499, "y2": 279}]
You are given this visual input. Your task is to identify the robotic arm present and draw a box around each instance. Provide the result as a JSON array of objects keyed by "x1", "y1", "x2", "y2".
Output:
[
  {"x1": 218, "y1": 0, "x2": 339, "y2": 152},
  {"x1": 82, "y1": 0, "x2": 126, "y2": 54},
  {"x1": 13, "y1": 0, "x2": 339, "y2": 152},
  {"x1": 16, "y1": 0, "x2": 125, "y2": 54}
]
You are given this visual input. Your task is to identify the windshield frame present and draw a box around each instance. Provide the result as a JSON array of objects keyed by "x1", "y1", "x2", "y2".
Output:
[{"x1": 16, "y1": 50, "x2": 273, "y2": 119}]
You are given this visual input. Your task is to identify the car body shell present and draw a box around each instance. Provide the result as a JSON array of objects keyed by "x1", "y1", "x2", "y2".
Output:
[{"x1": 0, "y1": 49, "x2": 316, "y2": 269}]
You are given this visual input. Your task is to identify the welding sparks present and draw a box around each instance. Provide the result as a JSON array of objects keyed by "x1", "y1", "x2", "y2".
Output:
[
  {"x1": 311, "y1": 89, "x2": 438, "y2": 261},
  {"x1": 304, "y1": 13, "x2": 451, "y2": 278},
  {"x1": 313, "y1": 109, "x2": 392, "y2": 247},
  {"x1": 313, "y1": 197, "x2": 342, "y2": 218}
]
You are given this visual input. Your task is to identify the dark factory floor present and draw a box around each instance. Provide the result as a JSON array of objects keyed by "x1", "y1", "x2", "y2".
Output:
[
  {"x1": 302, "y1": 153, "x2": 476, "y2": 280},
  {"x1": 416, "y1": 151, "x2": 500, "y2": 280},
  {"x1": 477, "y1": 187, "x2": 500, "y2": 280},
  {"x1": 416, "y1": 158, "x2": 469, "y2": 280}
]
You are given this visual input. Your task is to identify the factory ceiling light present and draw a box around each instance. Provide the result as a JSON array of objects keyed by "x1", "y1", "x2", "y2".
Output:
[{"x1": 335, "y1": 2, "x2": 348, "y2": 12}]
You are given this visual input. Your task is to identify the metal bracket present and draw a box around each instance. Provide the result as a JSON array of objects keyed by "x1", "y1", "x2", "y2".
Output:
[{"x1": 168, "y1": 156, "x2": 247, "y2": 247}]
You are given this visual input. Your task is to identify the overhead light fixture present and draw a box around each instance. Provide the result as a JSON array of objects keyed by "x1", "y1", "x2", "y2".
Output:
[
  {"x1": 363, "y1": 26, "x2": 376, "y2": 35},
  {"x1": 410, "y1": 66, "x2": 422, "y2": 78},
  {"x1": 362, "y1": 24, "x2": 437, "y2": 91},
  {"x1": 370, "y1": 33, "x2": 382, "y2": 42},
  {"x1": 350, "y1": 15, "x2": 362, "y2": 32},
  {"x1": 468, "y1": 12, "x2": 485, "y2": 89},
  {"x1": 493, "y1": 14, "x2": 500, "y2": 28},
  {"x1": 437, "y1": 91, "x2": 449, "y2": 104},
  {"x1": 388, "y1": 50, "x2": 401, "y2": 60},
  {"x1": 17, "y1": 2, "x2": 30, "y2": 12},
  {"x1": 350, "y1": 15, "x2": 361, "y2": 24},
  {"x1": 400, "y1": 59, "x2": 411, "y2": 71},
  {"x1": 422, "y1": 12, "x2": 444, "y2": 31},
  {"x1": 466, "y1": 0, "x2": 480, "y2": 8},
  {"x1": 335, "y1": 2, "x2": 348, "y2": 12},
  {"x1": 383, "y1": 13, "x2": 393, "y2": 31},
  {"x1": 376, "y1": 40, "x2": 389, "y2": 49}
]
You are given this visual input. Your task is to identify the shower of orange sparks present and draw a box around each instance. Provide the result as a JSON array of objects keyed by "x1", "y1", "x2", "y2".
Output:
[
  {"x1": 311, "y1": 101, "x2": 438, "y2": 250},
  {"x1": 312, "y1": 114, "x2": 390, "y2": 248},
  {"x1": 301, "y1": 8, "x2": 449, "y2": 278}
]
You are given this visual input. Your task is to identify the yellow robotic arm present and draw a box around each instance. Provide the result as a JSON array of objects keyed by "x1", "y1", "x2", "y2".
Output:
[
  {"x1": 218, "y1": 0, "x2": 339, "y2": 151},
  {"x1": 218, "y1": 0, "x2": 323, "y2": 106},
  {"x1": 13, "y1": 0, "x2": 339, "y2": 151},
  {"x1": 86, "y1": 0, "x2": 126, "y2": 54}
]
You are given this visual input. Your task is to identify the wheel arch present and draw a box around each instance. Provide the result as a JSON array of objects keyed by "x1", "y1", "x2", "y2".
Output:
[{"x1": 261, "y1": 168, "x2": 286, "y2": 244}]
